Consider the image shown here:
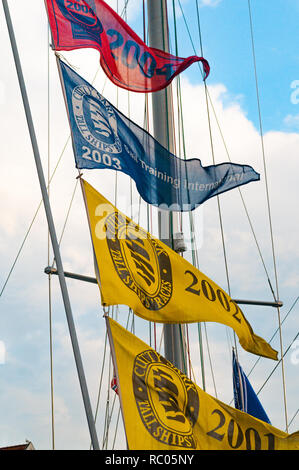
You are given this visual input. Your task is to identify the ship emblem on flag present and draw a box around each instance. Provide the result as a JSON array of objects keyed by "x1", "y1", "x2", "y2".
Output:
[{"x1": 59, "y1": 59, "x2": 261, "y2": 211}]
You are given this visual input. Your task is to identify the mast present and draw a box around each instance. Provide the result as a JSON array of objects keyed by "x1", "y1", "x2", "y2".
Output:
[
  {"x1": 2, "y1": 0, "x2": 99, "y2": 450},
  {"x1": 147, "y1": 0, "x2": 186, "y2": 372}
]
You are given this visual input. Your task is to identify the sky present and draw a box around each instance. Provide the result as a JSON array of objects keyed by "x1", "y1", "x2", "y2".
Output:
[{"x1": 0, "y1": 0, "x2": 299, "y2": 451}]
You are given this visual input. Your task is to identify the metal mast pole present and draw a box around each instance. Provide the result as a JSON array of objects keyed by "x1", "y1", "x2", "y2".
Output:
[
  {"x1": 2, "y1": 0, "x2": 99, "y2": 450},
  {"x1": 147, "y1": 0, "x2": 185, "y2": 372}
]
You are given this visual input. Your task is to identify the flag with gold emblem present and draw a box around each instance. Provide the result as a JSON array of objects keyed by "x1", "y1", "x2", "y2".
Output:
[
  {"x1": 106, "y1": 316, "x2": 299, "y2": 451},
  {"x1": 81, "y1": 178, "x2": 277, "y2": 360}
]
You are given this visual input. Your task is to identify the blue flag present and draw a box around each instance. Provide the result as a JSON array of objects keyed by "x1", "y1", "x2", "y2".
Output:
[
  {"x1": 59, "y1": 59, "x2": 260, "y2": 211},
  {"x1": 232, "y1": 349, "x2": 271, "y2": 423}
]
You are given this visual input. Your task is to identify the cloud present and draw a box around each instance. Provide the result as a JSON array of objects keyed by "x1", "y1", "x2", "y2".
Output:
[
  {"x1": 199, "y1": 0, "x2": 223, "y2": 7},
  {"x1": 284, "y1": 113, "x2": 299, "y2": 129}
]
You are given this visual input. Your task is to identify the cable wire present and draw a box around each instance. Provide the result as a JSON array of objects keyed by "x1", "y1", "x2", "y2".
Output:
[{"x1": 247, "y1": 0, "x2": 288, "y2": 431}]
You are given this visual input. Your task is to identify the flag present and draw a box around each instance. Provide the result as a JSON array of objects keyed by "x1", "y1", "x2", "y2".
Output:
[
  {"x1": 106, "y1": 316, "x2": 299, "y2": 450},
  {"x1": 111, "y1": 374, "x2": 119, "y2": 395},
  {"x1": 81, "y1": 178, "x2": 277, "y2": 360},
  {"x1": 232, "y1": 349, "x2": 271, "y2": 424},
  {"x1": 59, "y1": 59, "x2": 260, "y2": 211},
  {"x1": 45, "y1": 0, "x2": 210, "y2": 93}
]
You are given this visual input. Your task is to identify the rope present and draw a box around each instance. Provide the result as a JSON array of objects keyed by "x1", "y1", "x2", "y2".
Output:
[
  {"x1": 289, "y1": 408, "x2": 299, "y2": 430},
  {"x1": 176, "y1": 0, "x2": 277, "y2": 302},
  {"x1": 247, "y1": 295, "x2": 299, "y2": 377},
  {"x1": 196, "y1": 0, "x2": 234, "y2": 392},
  {"x1": 0, "y1": 133, "x2": 70, "y2": 299},
  {"x1": 171, "y1": 0, "x2": 225, "y2": 391},
  {"x1": 47, "y1": 25, "x2": 55, "y2": 450},
  {"x1": 247, "y1": 0, "x2": 288, "y2": 431},
  {"x1": 256, "y1": 327, "x2": 299, "y2": 402}
]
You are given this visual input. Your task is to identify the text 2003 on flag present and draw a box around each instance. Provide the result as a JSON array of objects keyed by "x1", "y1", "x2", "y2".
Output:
[
  {"x1": 58, "y1": 59, "x2": 260, "y2": 211},
  {"x1": 45, "y1": 0, "x2": 210, "y2": 92}
]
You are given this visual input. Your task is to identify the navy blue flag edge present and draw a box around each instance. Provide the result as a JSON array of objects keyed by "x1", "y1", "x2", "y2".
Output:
[
  {"x1": 58, "y1": 59, "x2": 260, "y2": 212},
  {"x1": 232, "y1": 349, "x2": 271, "y2": 424}
]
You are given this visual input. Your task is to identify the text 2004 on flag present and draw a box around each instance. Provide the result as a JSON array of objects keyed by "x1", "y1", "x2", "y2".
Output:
[
  {"x1": 81, "y1": 178, "x2": 278, "y2": 360},
  {"x1": 45, "y1": 0, "x2": 210, "y2": 92}
]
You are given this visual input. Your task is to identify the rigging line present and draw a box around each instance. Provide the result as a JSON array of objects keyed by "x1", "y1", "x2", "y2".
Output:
[
  {"x1": 171, "y1": 0, "x2": 205, "y2": 388},
  {"x1": 47, "y1": 24, "x2": 55, "y2": 451},
  {"x1": 247, "y1": 295, "x2": 299, "y2": 377},
  {"x1": 112, "y1": 406, "x2": 122, "y2": 450},
  {"x1": 0, "y1": 135, "x2": 69, "y2": 299},
  {"x1": 172, "y1": 0, "x2": 221, "y2": 391},
  {"x1": 105, "y1": 311, "x2": 137, "y2": 450},
  {"x1": 101, "y1": 307, "x2": 132, "y2": 448},
  {"x1": 0, "y1": 55, "x2": 109, "y2": 299},
  {"x1": 103, "y1": 390, "x2": 117, "y2": 449},
  {"x1": 203, "y1": 323, "x2": 218, "y2": 399},
  {"x1": 247, "y1": 0, "x2": 288, "y2": 431},
  {"x1": 94, "y1": 329, "x2": 108, "y2": 423},
  {"x1": 196, "y1": 0, "x2": 233, "y2": 395},
  {"x1": 50, "y1": 179, "x2": 79, "y2": 268},
  {"x1": 228, "y1": 297, "x2": 298, "y2": 408},
  {"x1": 115, "y1": 0, "x2": 119, "y2": 211},
  {"x1": 89, "y1": 305, "x2": 117, "y2": 450},
  {"x1": 185, "y1": 324, "x2": 192, "y2": 379},
  {"x1": 288, "y1": 408, "x2": 299, "y2": 430},
  {"x1": 176, "y1": 0, "x2": 277, "y2": 301},
  {"x1": 167, "y1": 2, "x2": 191, "y2": 376},
  {"x1": 102, "y1": 308, "x2": 135, "y2": 449},
  {"x1": 195, "y1": 0, "x2": 231, "y2": 297},
  {"x1": 256, "y1": 327, "x2": 299, "y2": 398},
  {"x1": 102, "y1": 306, "x2": 117, "y2": 449}
]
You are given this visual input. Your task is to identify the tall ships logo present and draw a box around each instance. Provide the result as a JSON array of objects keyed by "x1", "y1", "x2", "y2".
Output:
[
  {"x1": 57, "y1": 0, "x2": 103, "y2": 43},
  {"x1": 133, "y1": 350, "x2": 199, "y2": 448},
  {"x1": 105, "y1": 214, "x2": 173, "y2": 311},
  {"x1": 72, "y1": 85, "x2": 122, "y2": 155}
]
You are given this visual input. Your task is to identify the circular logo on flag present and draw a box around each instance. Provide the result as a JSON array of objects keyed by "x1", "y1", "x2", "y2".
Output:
[
  {"x1": 132, "y1": 349, "x2": 199, "y2": 448},
  {"x1": 105, "y1": 212, "x2": 172, "y2": 311},
  {"x1": 60, "y1": 0, "x2": 102, "y2": 29},
  {"x1": 72, "y1": 86, "x2": 122, "y2": 154}
]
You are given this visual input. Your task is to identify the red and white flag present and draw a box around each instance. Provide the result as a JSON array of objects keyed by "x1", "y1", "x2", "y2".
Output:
[
  {"x1": 111, "y1": 374, "x2": 118, "y2": 395},
  {"x1": 45, "y1": 0, "x2": 210, "y2": 92}
]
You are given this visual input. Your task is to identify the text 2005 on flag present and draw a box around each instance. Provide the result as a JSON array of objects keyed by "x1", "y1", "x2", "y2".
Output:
[{"x1": 45, "y1": 0, "x2": 210, "y2": 92}]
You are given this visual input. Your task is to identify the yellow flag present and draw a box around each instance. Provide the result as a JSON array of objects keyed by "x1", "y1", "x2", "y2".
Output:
[
  {"x1": 82, "y1": 178, "x2": 277, "y2": 360},
  {"x1": 106, "y1": 316, "x2": 299, "y2": 451}
]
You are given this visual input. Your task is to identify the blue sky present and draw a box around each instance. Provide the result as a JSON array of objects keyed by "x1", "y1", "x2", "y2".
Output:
[
  {"x1": 0, "y1": 0, "x2": 299, "y2": 450},
  {"x1": 165, "y1": 0, "x2": 299, "y2": 133}
]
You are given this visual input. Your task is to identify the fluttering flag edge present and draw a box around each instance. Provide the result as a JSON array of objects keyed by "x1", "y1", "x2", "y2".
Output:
[{"x1": 80, "y1": 177, "x2": 278, "y2": 361}]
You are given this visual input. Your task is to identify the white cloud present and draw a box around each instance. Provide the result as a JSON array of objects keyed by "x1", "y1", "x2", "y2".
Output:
[
  {"x1": 284, "y1": 113, "x2": 299, "y2": 129},
  {"x1": 199, "y1": 0, "x2": 223, "y2": 7}
]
